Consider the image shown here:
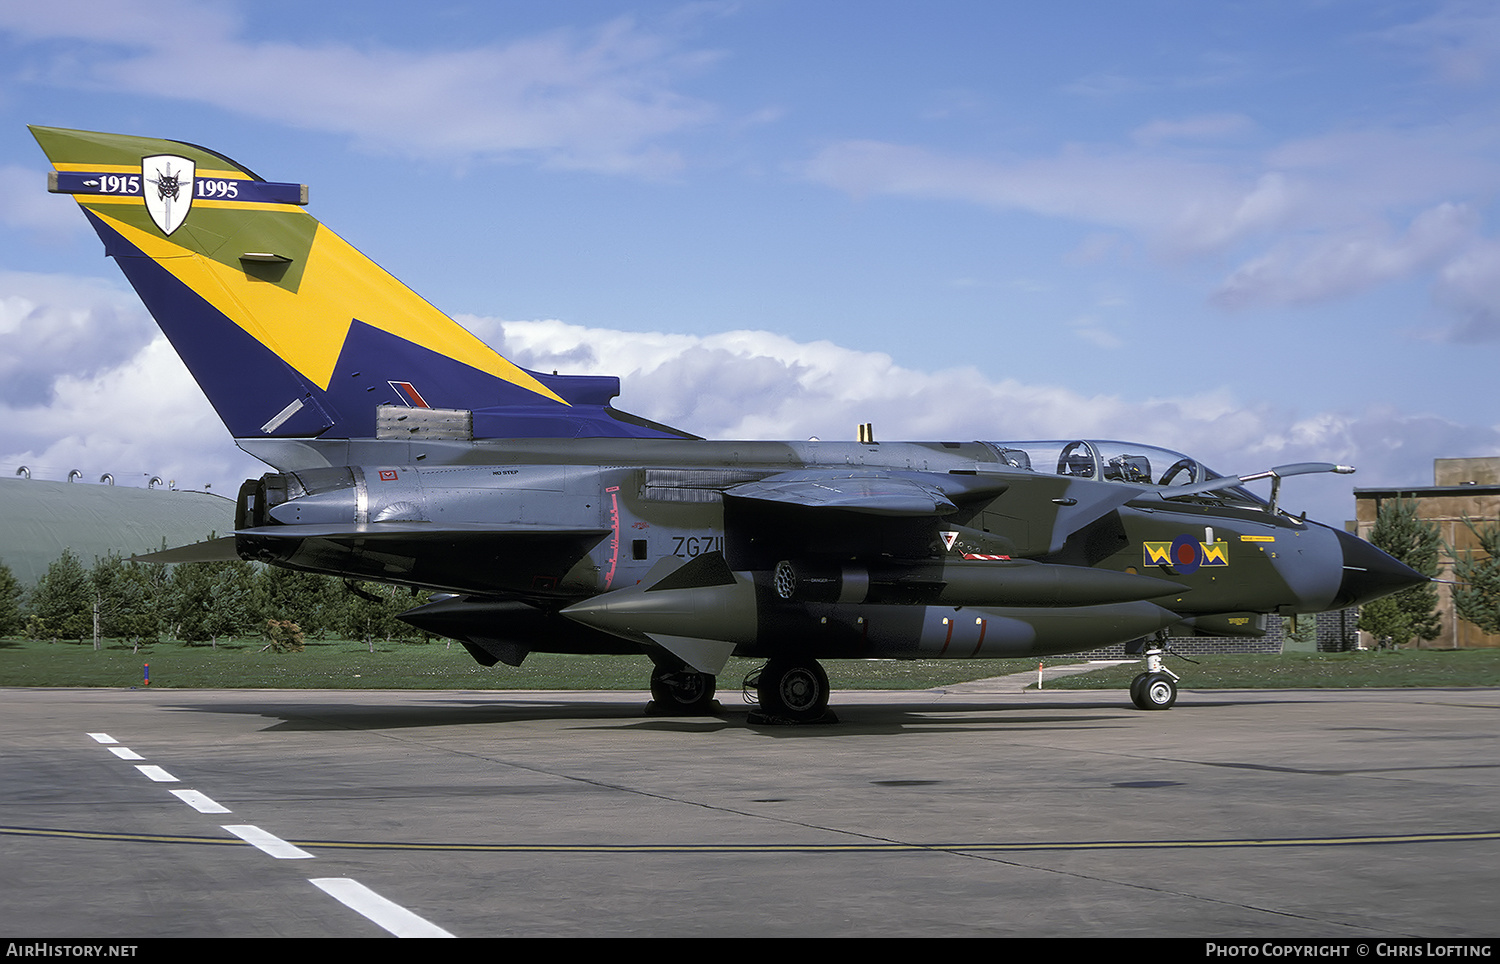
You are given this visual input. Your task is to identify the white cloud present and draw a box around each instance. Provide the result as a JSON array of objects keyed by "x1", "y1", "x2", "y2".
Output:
[
  {"x1": 1213, "y1": 202, "x2": 1479, "y2": 309},
  {"x1": 1071, "y1": 324, "x2": 1125, "y2": 351},
  {"x1": 483, "y1": 317, "x2": 1500, "y2": 523},
  {"x1": 0, "y1": 271, "x2": 158, "y2": 404},
  {"x1": 1432, "y1": 237, "x2": 1500, "y2": 341},
  {"x1": 1130, "y1": 113, "x2": 1257, "y2": 146},
  {"x1": 1264, "y1": 124, "x2": 1500, "y2": 214},
  {"x1": 802, "y1": 138, "x2": 1319, "y2": 261},
  {"x1": 0, "y1": 2, "x2": 717, "y2": 176},
  {"x1": 1374, "y1": 2, "x2": 1500, "y2": 86},
  {"x1": 0, "y1": 0, "x2": 236, "y2": 47},
  {"x1": 803, "y1": 123, "x2": 1500, "y2": 332},
  {"x1": 3, "y1": 297, "x2": 1494, "y2": 522},
  {"x1": 0, "y1": 330, "x2": 263, "y2": 492},
  {"x1": 794, "y1": 5, "x2": 1500, "y2": 328}
]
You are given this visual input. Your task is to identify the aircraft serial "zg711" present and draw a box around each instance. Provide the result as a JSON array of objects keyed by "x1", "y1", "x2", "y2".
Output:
[{"x1": 32, "y1": 126, "x2": 1427, "y2": 723}]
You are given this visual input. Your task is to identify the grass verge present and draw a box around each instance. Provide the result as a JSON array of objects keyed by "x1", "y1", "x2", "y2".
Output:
[
  {"x1": 1044, "y1": 649, "x2": 1500, "y2": 689},
  {"x1": 0, "y1": 636, "x2": 1019, "y2": 690},
  {"x1": 2, "y1": 637, "x2": 1497, "y2": 690}
]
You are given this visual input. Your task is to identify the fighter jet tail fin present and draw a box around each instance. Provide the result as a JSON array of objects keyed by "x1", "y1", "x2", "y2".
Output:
[{"x1": 30, "y1": 125, "x2": 692, "y2": 445}]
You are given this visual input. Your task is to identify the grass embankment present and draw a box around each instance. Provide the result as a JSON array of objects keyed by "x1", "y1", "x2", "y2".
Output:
[{"x1": 1, "y1": 637, "x2": 1498, "y2": 690}]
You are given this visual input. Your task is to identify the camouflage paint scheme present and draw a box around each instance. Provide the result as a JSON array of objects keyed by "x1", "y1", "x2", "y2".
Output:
[{"x1": 32, "y1": 127, "x2": 1426, "y2": 722}]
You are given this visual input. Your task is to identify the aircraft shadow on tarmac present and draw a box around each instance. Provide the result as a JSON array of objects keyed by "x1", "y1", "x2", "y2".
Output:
[{"x1": 159, "y1": 696, "x2": 1148, "y2": 737}]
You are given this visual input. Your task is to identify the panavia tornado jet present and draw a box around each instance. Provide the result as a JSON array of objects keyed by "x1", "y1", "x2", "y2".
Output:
[{"x1": 31, "y1": 126, "x2": 1426, "y2": 722}]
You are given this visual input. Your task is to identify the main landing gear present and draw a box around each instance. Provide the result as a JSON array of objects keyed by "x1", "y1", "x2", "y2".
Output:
[
  {"x1": 647, "y1": 663, "x2": 719, "y2": 715},
  {"x1": 1129, "y1": 633, "x2": 1186, "y2": 710},
  {"x1": 746, "y1": 657, "x2": 836, "y2": 725}
]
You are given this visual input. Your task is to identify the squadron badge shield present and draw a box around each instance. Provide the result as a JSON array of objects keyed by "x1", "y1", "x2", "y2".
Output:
[{"x1": 142, "y1": 154, "x2": 195, "y2": 235}]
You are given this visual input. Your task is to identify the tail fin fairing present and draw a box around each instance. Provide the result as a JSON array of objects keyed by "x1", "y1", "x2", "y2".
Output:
[{"x1": 31, "y1": 126, "x2": 692, "y2": 443}]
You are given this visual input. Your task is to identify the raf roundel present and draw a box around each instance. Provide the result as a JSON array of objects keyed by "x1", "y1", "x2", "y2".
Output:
[{"x1": 1169, "y1": 534, "x2": 1202, "y2": 574}]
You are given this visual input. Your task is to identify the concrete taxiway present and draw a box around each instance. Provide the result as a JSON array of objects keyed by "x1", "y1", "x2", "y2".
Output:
[{"x1": 2, "y1": 682, "x2": 1497, "y2": 938}]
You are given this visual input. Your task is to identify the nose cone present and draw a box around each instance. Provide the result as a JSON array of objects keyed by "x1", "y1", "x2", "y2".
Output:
[{"x1": 1328, "y1": 528, "x2": 1429, "y2": 609}]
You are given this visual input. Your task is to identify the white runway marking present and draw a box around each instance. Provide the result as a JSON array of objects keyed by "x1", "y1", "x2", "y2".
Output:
[
  {"x1": 134, "y1": 765, "x2": 178, "y2": 782},
  {"x1": 309, "y1": 878, "x2": 456, "y2": 938},
  {"x1": 222, "y1": 824, "x2": 314, "y2": 859},
  {"x1": 171, "y1": 789, "x2": 230, "y2": 814},
  {"x1": 91, "y1": 729, "x2": 446, "y2": 936}
]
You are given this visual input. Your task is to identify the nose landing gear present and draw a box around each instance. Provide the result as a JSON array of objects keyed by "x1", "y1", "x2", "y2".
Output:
[
  {"x1": 1131, "y1": 669, "x2": 1178, "y2": 710},
  {"x1": 1129, "y1": 634, "x2": 1186, "y2": 710}
]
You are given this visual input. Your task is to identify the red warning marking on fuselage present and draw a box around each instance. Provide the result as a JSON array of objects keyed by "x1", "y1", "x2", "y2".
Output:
[
  {"x1": 970, "y1": 618, "x2": 987, "y2": 657},
  {"x1": 604, "y1": 486, "x2": 621, "y2": 589},
  {"x1": 389, "y1": 381, "x2": 431, "y2": 408}
]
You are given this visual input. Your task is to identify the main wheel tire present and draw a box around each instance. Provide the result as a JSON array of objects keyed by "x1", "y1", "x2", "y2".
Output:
[
  {"x1": 1139, "y1": 672, "x2": 1177, "y2": 710},
  {"x1": 649, "y1": 667, "x2": 717, "y2": 714},
  {"x1": 757, "y1": 658, "x2": 830, "y2": 722}
]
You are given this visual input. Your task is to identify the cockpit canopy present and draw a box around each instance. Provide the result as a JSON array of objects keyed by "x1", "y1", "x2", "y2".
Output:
[{"x1": 981, "y1": 440, "x2": 1267, "y2": 506}]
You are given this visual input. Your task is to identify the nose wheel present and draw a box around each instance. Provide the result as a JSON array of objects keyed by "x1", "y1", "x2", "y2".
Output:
[
  {"x1": 1129, "y1": 636, "x2": 1182, "y2": 710},
  {"x1": 1130, "y1": 671, "x2": 1178, "y2": 710}
]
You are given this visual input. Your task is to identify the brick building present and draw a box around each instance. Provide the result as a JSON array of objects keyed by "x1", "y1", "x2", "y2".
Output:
[{"x1": 1353, "y1": 457, "x2": 1500, "y2": 650}]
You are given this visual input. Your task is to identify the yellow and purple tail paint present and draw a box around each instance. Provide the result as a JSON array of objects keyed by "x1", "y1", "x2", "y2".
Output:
[{"x1": 31, "y1": 126, "x2": 690, "y2": 445}]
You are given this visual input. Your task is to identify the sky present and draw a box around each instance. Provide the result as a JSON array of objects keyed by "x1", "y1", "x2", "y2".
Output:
[{"x1": 1, "y1": 0, "x2": 1497, "y2": 524}]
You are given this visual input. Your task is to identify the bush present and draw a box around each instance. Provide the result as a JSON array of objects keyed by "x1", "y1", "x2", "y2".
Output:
[{"x1": 265, "y1": 619, "x2": 305, "y2": 653}]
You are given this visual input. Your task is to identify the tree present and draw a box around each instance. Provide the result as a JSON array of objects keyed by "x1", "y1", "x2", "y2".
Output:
[
  {"x1": 164, "y1": 561, "x2": 259, "y2": 645},
  {"x1": 1358, "y1": 497, "x2": 1442, "y2": 648},
  {"x1": 0, "y1": 562, "x2": 22, "y2": 636},
  {"x1": 1451, "y1": 519, "x2": 1500, "y2": 637},
  {"x1": 1282, "y1": 615, "x2": 1316, "y2": 647},
  {"x1": 335, "y1": 581, "x2": 427, "y2": 649},
  {"x1": 88, "y1": 554, "x2": 160, "y2": 650},
  {"x1": 203, "y1": 561, "x2": 260, "y2": 645},
  {"x1": 264, "y1": 619, "x2": 306, "y2": 653},
  {"x1": 259, "y1": 567, "x2": 338, "y2": 638},
  {"x1": 27, "y1": 549, "x2": 92, "y2": 642}
]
